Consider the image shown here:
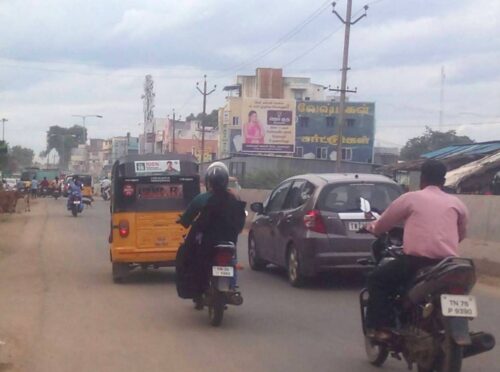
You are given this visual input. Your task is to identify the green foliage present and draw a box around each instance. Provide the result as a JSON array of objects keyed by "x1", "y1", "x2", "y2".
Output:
[
  {"x1": 185, "y1": 109, "x2": 219, "y2": 129},
  {"x1": 400, "y1": 127, "x2": 474, "y2": 160},
  {"x1": 45, "y1": 125, "x2": 86, "y2": 168},
  {"x1": 0, "y1": 143, "x2": 34, "y2": 173},
  {"x1": 242, "y1": 168, "x2": 298, "y2": 190}
]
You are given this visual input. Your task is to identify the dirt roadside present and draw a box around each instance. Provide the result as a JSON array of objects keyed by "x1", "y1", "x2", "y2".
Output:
[{"x1": 0, "y1": 201, "x2": 46, "y2": 372}]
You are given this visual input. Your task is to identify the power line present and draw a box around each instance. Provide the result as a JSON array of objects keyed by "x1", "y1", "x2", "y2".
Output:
[
  {"x1": 281, "y1": 4, "x2": 370, "y2": 70},
  {"x1": 0, "y1": 61, "x2": 203, "y2": 80},
  {"x1": 216, "y1": 0, "x2": 332, "y2": 77},
  {"x1": 282, "y1": 26, "x2": 343, "y2": 68},
  {"x1": 378, "y1": 121, "x2": 500, "y2": 129}
]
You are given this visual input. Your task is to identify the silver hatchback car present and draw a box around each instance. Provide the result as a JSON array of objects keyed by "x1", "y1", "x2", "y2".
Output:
[{"x1": 248, "y1": 173, "x2": 403, "y2": 286}]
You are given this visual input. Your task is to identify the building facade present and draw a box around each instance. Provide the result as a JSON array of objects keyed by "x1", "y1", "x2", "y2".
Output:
[
  {"x1": 219, "y1": 68, "x2": 325, "y2": 158},
  {"x1": 295, "y1": 101, "x2": 375, "y2": 163}
]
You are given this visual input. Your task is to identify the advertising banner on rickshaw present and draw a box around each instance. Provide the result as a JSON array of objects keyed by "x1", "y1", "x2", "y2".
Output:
[{"x1": 134, "y1": 160, "x2": 180, "y2": 175}]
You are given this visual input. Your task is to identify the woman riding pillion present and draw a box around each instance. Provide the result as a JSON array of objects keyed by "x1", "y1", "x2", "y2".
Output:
[{"x1": 176, "y1": 162, "x2": 246, "y2": 309}]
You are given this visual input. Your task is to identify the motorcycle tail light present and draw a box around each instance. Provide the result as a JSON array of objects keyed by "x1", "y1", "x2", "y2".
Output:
[
  {"x1": 118, "y1": 220, "x2": 129, "y2": 238},
  {"x1": 303, "y1": 210, "x2": 327, "y2": 234},
  {"x1": 214, "y1": 249, "x2": 233, "y2": 266},
  {"x1": 440, "y1": 269, "x2": 476, "y2": 294}
]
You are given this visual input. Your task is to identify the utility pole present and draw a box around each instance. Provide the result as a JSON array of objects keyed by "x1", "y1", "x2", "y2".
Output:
[
  {"x1": 196, "y1": 75, "x2": 216, "y2": 169},
  {"x1": 1, "y1": 118, "x2": 8, "y2": 142},
  {"x1": 331, "y1": 1, "x2": 368, "y2": 172},
  {"x1": 142, "y1": 75, "x2": 155, "y2": 154},
  {"x1": 439, "y1": 66, "x2": 445, "y2": 128},
  {"x1": 170, "y1": 109, "x2": 181, "y2": 153}
]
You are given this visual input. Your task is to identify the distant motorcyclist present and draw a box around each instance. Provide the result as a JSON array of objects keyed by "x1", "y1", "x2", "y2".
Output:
[
  {"x1": 364, "y1": 160, "x2": 469, "y2": 341},
  {"x1": 67, "y1": 176, "x2": 83, "y2": 209},
  {"x1": 40, "y1": 177, "x2": 49, "y2": 189},
  {"x1": 177, "y1": 162, "x2": 246, "y2": 309}
]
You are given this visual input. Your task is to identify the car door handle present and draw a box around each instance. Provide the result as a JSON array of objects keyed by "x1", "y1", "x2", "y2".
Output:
[{"x1": 285, "y1": 214, "x2": 293, "y2": 222}]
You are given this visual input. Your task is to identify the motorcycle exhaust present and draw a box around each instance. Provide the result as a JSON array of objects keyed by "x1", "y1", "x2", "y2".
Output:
[
  {"x1": 463, "y1": 332, "x2": 496, "y2": 358},
  {"x1": 227, "y1": 292, "x2": 244, "y2": 306}
]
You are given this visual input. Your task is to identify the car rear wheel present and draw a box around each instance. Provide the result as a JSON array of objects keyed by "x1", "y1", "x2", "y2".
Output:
[
  {"x1": 287, "y1": 245, "x2": 305, "y2": 287},
  {"x1": 248, "y1": 234, "x2": 267, "y2": 271}
]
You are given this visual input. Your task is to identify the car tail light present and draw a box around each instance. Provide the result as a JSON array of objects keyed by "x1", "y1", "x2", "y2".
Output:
[
  {"x1": 214, "y1": 249, "x2": 233, "y2": 266},
  {"x1": 303, "y1": 210, "x2": 327, "y2": 234},
  {"x1": 118, "y1": 219, "x2": 129, "y2": 238}
]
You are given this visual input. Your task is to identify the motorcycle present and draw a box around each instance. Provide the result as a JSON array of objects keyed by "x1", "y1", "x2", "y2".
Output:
[
  {"x1": 39, "y1": 186, "x2": 50, "y2": 198},
  {"x1": 201, "y1": 241, "x2": 243, "y2": 326},
  {"x1": 68, "y1": 192, "x2": 84, "y2": 217},
  {"x1": 52, "y1": 187, "x2": 61, "y2": 200},
  {"x1": 357, "y1": 198, "x2": 495, "y2": 371},
  {"x1": 101, "y1": 185, "x2": 111, "y2": 201}
]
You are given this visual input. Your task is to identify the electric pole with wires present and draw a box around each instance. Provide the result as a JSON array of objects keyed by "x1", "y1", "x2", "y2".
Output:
[
  {"x1": 331, "y1": 1, "x2": 368, "y2": 172},
  {"x1": 196, "y1": 75, "x2": 216, "y2": 170}
]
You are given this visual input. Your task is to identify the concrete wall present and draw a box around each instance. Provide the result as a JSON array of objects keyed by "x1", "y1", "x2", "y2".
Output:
[
  {"x1": 458, "y1": 195, "x2": 500, "y2": 242},
  {"x1": 240, "y1": 189, "x2": 500, "y2": 244},
  {"x1": 203, "y1": 155, "x2": 375, "y2": 182}
]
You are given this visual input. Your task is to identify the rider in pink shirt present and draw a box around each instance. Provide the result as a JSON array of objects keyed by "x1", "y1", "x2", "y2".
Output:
[
  {"x1": 365, "y1": 160, "x2": 469, "y2": 340},
  {"x1": 368, "y1": 185, "x2": 468, "y2": 258}
]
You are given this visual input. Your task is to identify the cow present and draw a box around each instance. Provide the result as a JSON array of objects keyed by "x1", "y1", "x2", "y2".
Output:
[{"x1": 0, "y1": 191, "x2": 25, "y2": 213}]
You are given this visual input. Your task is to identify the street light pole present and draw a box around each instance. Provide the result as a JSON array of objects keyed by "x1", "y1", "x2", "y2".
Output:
[
  {"x1": 72, "y1": 114, "x2": 103, "y2": 144},
  {"x1": 1, "y1": 118, "x2": 8, "y2": 142}
]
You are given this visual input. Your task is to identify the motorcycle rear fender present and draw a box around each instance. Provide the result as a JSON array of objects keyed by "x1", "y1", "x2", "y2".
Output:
[{"x1": 443, "y1": 316, "x2": 471, "y2": 346}]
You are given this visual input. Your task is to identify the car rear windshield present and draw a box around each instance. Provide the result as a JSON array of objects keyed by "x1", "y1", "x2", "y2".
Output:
[{"x1": 317, "y1": 183, "x2": 402, "y2": 213}]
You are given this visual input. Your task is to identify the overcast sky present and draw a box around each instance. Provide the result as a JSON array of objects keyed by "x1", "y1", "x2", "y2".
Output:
[{"x1": 0, "y1": 0, "x2": 499, "y2": 156}]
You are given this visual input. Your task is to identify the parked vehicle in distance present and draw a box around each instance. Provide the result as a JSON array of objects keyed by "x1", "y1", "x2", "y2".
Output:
[
  {"x1": 4, "y1": 178, "x2": 18, "y2": 191},
  {"x1": 62, "y1": 176, "x2": 73, "y2": 197},
  {"x1": 248, "y1": 173, "x2": 403, "y2": 286},
  {"x1": 228, "y1": 176, "x2": 242, "y2": 197}
]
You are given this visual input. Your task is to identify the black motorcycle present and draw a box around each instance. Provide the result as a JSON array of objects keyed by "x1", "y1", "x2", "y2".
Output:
[
  {"x1": 202, "y1": 242, "x2": 243, "y2": 326},
  {"x1": 358, "y1": 200, "x2": 495, "y2": 371},
  {"x1": 52, "y1": 187, "x2": 61, "y2": 200}
]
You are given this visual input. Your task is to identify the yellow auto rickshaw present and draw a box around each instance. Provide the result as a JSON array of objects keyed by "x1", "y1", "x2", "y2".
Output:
[{"x1": 109, "y1": 154, "x2": 200, "y2": 282}]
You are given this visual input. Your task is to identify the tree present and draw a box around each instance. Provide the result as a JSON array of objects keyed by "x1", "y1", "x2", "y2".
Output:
[
  {"x1": 10, "y1": 146, "x2": 34, "y2": 168},
  {"x1": 400, "y1": 127, "x2": 474, "y2": 160},
  {"x1": 185, "y1": 109, "x2": 219, "y2": 129},
  {"x1": 44, "y1": 125, "x2": 86, "y2": 169},
  {"x1": 0, "y1": 144, "x2": 34, "y2": 174}
]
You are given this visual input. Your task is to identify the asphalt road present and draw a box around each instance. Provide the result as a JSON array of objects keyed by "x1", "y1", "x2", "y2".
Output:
[{"x1": 0, "y1": 198, "x2": 498, "y2": 372}]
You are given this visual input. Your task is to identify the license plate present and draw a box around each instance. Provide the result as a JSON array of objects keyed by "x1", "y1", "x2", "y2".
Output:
[
  {"x1": 348, "y1": 221, "x2": 369, "y2": 231},
  {"x1": 73, "y1": 201, "x2": 81, "y2": 204},
  {"x1": 212, "y1": 266, "x2": 234, "y2": 277},
  {"x1": 441, "y1": 295, "x2": 478, "y2": 317}
]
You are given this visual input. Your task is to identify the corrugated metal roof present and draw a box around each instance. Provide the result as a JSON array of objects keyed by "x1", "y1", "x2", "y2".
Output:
[
  {"x1": 422, "y1": 141, "x2": 500, "y2": 159},
  {"x1": 445, "y1": 151, "x2": 500, "y2": 188}
]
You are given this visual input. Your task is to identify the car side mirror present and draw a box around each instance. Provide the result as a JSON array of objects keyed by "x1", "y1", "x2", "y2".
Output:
[
  {"x1": 250, "y1": 202, "x2": 264, "y2": 215},
  {"x1": 359, "y1": 197, "x2": 371, "y2": 213}
]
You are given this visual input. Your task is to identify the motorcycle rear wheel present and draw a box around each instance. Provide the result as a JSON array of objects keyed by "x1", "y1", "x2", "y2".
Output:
[
  {"x1": 71, "y1": 206, "x2": 78, "y2": 217},
  {"x1": 365, "y1": 336, "x2": 389, "y2": 367},
  {"x1": 417, "y1": 331, "x2": 462, "y2": 372},
  {"x1": 208, "y1": 294, "x2": 225, "y2": 327}
]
